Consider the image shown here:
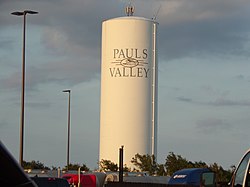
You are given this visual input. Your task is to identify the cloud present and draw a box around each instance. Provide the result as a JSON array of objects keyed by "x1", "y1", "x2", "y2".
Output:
[
  {"x1": 158, "y1": 0, "x2": 250, "y2": 60},
  {"x1": 235, "y1": 74, "x2": 250, "y2": 82},
  {"x1": 176, "y1": 96, "x2": 192, "y2": 103},
  {"x1": 236, "y1": 75, "x2": 245, "y2": 80},
  {"x1": 2, "y1": 0, "x2": 250, "y2": 66},
  {"x1": 0, "y1": 57, "x2": 100, "y2": 92},
  {"x1": 176, "y1": 95, "x2": 250, "y2": 107},
  {"x1": 207, "y1": 98, "x2": 250, "y2": 107},
  {"x1": 0, "y1": 72, "x2": 21, "y2": 91},
  {"x1": 0, "y1": 38, "x2": 13, "y2": 50},
  {"x1": 41, "y1": 27, "x2": 68, "y2": 55},
  {"x1": 26, "y1": 102, "x2": 51, "y2": 108},
  {"x1": 196, "y1": 118, "x2": 232, "y2": 134},
  {"x1": 0, "y1": 121, "x2": 7, "y2": 128}
]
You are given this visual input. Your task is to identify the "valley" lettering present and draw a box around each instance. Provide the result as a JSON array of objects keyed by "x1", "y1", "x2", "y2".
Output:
[{"x1": 109, "y1": 67, "x2": 150, "y2": 78}]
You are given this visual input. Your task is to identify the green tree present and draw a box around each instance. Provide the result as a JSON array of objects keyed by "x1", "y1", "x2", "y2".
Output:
[
  {"x1": 192, "y1": 161, "x2": 208, "y2": 168},
  {"x1": 63, "y1": 163, "x2": 89, "y2": 171},
  {"x1": 209, "y1": 163, "x2": 232, "y2": 184},
  {"x1": 156, "y1": 164, "x2": 167, "y2": 176},
  {"x1": 99, "y1": 159, "x2": 118, "y2": 172},
  {"x1": 165, "y1": 152, "x2": 191, "y2": 176},
  {"x1": 164, "y1": 152, "x2": 232, "y2": 184},
  {"x1": 131, "y1": 154, "x2": 158, "y2": 175},
  {"x1": 23, "y1": 160, "x2": 50, "y2": 170},
  {"x1": 123, "y1": 164, "x2": 131, "y2": 172}
]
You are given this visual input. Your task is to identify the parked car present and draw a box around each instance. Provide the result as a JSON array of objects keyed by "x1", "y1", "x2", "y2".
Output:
[
  {"x1": 31, "y1": 177, "x2": 70, "y2": 187},
  {"x1": 168, "y1": 168, "x2": 216, "y2": 187},
  {"x1": 0, "y1": 141, "x2": 37, "y2": 187},
  {"x1": 230, "y1": 149, "x2": 250, "y2": 187},
  {"x1": 62, "y1": 173, "x2": 97, "y2": 187}
]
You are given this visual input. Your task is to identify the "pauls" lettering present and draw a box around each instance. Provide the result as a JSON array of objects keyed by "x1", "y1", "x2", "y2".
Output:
[{"x1": 113, "y1": 48, "x2": 148, "y2": 59}]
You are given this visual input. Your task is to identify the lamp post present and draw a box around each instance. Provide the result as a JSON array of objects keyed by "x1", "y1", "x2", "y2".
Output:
[
  {"x1": 11, "y1": 10, "x2": 38, "y2": 166},
  {"x1": 63, "y1": 89, "x2": 71, "y2": 171}
]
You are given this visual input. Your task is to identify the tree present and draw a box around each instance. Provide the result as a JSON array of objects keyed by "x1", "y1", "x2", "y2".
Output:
[
  {"x1": 23, "y1": 160, "x2": 50, "y2": 170},
  {"x1": 164, "y1": 152, "x2": 232, "y2": 184},
  {"x1": 165, "y1": 152, "x2": 192, "y2": 176},
  {"x1": 131, "y1": 154, "x2": 158, "y2": 175},
  {"x1": 99, "y1": 159, "x2": 118, "y2": 172},
  {"x1": 164, "y1": 152, "x2": 209, "y2": 176},
  {"x1": 156, "y1": 164, "x2": 167, "y2": 176},
  {"x1": 123, "y1": 164, "x2": 131, "y2": 172},
  {"x1": 63, "y1": 163, "x2": 89, "y2": 171},
  {"x1": 192, "y1": 161, "x2": 208, "y2": 168},
  {"x1": 209, "y1": 163, "x2": 232, "y2": 184}
]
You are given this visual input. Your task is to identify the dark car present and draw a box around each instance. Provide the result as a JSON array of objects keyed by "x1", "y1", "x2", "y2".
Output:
[
  {"x1": 31, "y1": 177, "x2": 70, "y2": 187},
  {"x1": 0, "y1": 141, "x2": 37, "y2": 187},
  {"x1": 168, "y1": 168, "x2": 216, "y2": 187}
]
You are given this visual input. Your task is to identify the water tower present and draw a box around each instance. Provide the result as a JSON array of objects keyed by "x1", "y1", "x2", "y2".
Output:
[{"x1": 99, "y1": 5, "x2": 158, "y2": 168}]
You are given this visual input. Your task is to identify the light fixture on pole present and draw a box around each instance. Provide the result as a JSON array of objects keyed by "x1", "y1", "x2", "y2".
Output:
[
  {"x1": 63, "y1": 89, "x2": 71, "y2": 171},
  {"x1": 11, "y1": 10, "x2": 38, "y2": 167}
]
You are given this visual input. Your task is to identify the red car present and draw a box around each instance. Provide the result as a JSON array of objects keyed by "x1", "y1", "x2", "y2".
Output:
[{"x1": 62, "y1": 174, "x2": 96, "y2": 187}]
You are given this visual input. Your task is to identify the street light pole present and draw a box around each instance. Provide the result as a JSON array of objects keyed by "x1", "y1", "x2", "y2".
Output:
[
  {"x1": 11, "y1": 10, "x2": 38, "y2": 167},
  {"x1": 63, "y1": 89, "x2": 71, "y2": 171}
]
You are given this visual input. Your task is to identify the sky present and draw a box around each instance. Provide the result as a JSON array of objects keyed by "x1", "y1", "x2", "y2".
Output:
[{"x1": 0, "y1": 0, "x2": 250, "y2": 171}]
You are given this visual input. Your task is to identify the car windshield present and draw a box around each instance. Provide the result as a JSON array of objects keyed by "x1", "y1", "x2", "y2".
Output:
[{"x1": 234, "y1": 151, "x2": 250, "y2": 187}]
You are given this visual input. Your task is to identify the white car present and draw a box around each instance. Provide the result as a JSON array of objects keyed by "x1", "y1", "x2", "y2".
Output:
[{"x1": 231, "y1": 149, "x2": 250, "y2": 187}]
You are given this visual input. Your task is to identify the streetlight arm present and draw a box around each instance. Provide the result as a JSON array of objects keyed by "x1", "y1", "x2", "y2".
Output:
[
  {"x1": 11, "y1": 10, "x2": 38, "y2": 16},
  {"x1": 24, "y1": 10, "x2": 38, "y2": 14},
  {"x1": 63, "y1": 90, "x2": 71, "y2": 93},
  {"x1": 11, "y1": 12, "x2": 25, "y2": 16}
]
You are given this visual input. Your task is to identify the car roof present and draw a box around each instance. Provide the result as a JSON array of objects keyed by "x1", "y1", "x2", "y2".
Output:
[
  {"x1": 173, "y1": 168, "x2": 210, "y2": 175},
  {"x1": 169, "y1": 168, "x2": 211, "y2": 185}
]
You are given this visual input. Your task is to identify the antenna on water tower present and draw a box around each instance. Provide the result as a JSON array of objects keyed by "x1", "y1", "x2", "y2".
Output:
[
  {"x1": 152, "y1": 4, "x2": 161, "y2": 21},
  {"x1": 125, "y1": 1, "x2": 134, "y2": 16}
]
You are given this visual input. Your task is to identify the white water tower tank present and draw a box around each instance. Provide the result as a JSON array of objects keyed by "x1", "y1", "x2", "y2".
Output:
[{"x1": 99, "y1": 15, "x2": 158, "y2": 168}]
